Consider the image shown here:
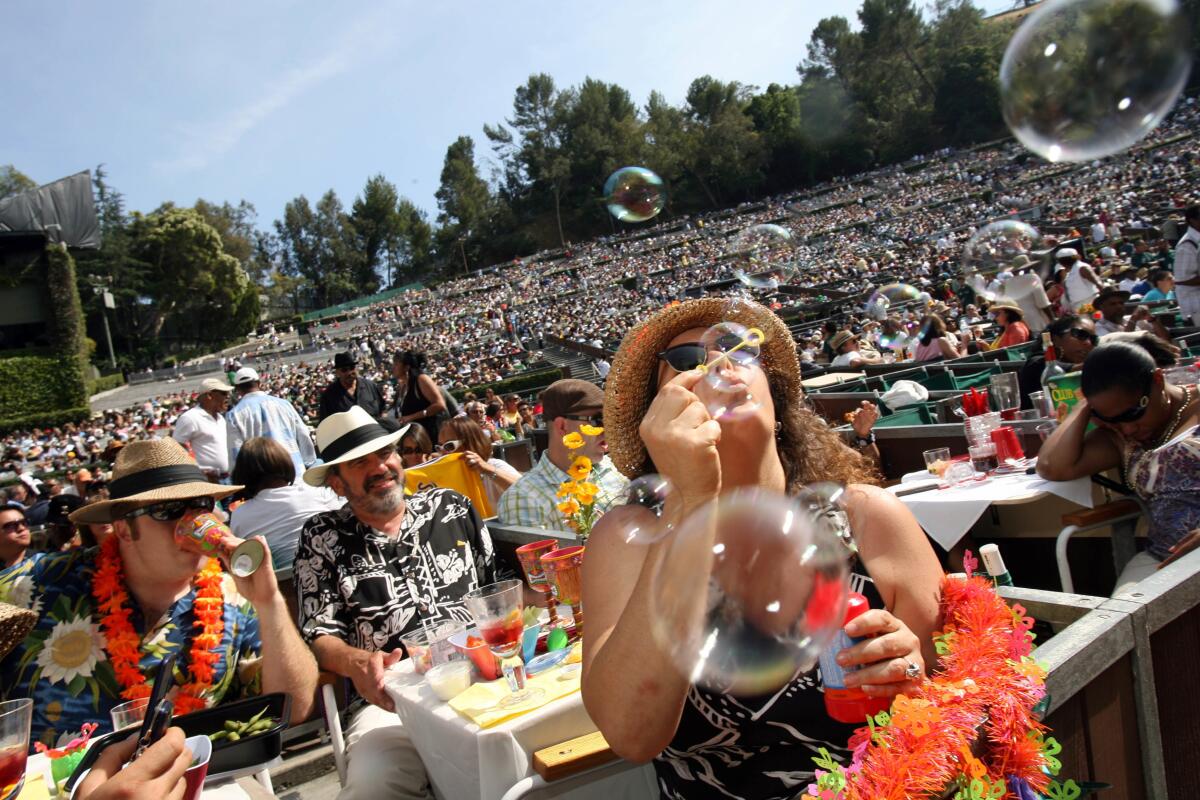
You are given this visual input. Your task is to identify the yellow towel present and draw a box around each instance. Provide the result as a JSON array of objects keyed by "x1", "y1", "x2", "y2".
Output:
[
  {"x1": 405, "y1": 453, "x2": 494, "y2": 517},
  {"x1": 448, "y1": 665, "x2": 581, "y2": 728}
]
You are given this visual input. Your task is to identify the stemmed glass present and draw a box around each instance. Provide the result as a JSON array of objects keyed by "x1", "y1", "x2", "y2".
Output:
[
  {"x1": 462, "y1": 580, "x2": 544, "y2": 709},
  {"x1": 0, "y1": 699, "x2": 32, "y2": 800},
  {"x1": 990, "y1": 372, "x2": 1021, "y2": 421}
]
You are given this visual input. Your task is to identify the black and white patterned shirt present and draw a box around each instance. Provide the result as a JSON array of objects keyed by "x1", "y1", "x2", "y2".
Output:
[{"x1": 294, "y1": 489, "x2": 496, "y2": 653}]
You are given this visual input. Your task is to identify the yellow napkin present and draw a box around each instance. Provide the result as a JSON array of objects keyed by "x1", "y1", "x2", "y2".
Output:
[
  {"x1": 17, "y1": 772, "x2": 50, "y2": 800},
  {"x1": 449, "y1": 664, "x2": 580, "y2": 728}
]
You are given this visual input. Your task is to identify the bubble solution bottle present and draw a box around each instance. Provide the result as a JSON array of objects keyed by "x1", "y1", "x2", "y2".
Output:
[{"x1": 818, "y1": 592, "x2": 893, "y2": 724}]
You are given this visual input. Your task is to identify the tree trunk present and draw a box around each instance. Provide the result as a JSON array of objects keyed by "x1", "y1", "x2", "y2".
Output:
[
  {"x1": 901, "y1": 42, "x2": 937, "y2": 98},
  {"x1": 552, "y1": 184, "x2": 566, "y2": 249}
]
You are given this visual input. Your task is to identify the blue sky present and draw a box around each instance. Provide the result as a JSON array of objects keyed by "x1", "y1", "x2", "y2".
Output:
[{"x1": 6, "y1": 1, "x2": 1015, "y2": 230}]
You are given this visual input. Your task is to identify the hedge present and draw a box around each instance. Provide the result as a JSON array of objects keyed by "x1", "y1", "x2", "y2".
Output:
[
  {"x1": 87, "y1": 374, "x2": 126, "y2": 396},
  {"x1": 450, "y1": 367, "x2": 567, "y2": 402},
  {"x1": 0, "y1": 406, "x2": 91, "y2": 435}
]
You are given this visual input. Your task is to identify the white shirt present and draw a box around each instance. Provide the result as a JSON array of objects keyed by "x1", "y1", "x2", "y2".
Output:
[
  {"x1": 229, "y1": 483, "x2": 345, "y2": 570},
  {"x1": 1175, "y1": 226, "x2": 1200, "y2": 320},
  {"x1": 1002, "y1": 274, "x2": 1052, "y2": 333},
  {"x1": 172, "y1": 406, "x2": 229, "y2": 474},
  {"x1": 483, "y1": 457, "x2": 522, "y2": 510},
  {"x1": 831, "y1": 350, "x2": 862, "y2": 368},
  {"x1": 1091, "y1": 222, "x2": 1107, "y2": 242},
  {"x1": 1095, "y1": 316, "x2": 1124, "y2": 337}
]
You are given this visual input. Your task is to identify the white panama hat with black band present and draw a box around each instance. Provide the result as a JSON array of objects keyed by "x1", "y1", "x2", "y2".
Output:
[{"x1": 303, "y1": 406, "x2": 410, "y2": 487}]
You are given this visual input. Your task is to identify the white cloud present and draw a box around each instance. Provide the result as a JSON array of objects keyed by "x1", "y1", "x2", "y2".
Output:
[{"x1": 154, "y1": 10, "x2": 396, "y2": 173}]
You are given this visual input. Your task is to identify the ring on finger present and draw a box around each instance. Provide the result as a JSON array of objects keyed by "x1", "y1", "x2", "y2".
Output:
[{"x1": 903, "y1": 660, "x2": 922, "y2": 680}]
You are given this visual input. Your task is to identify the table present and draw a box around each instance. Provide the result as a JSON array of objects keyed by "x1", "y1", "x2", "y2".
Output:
[
  {"x1": 385, "y1": 660, "x2": 657, "y2": 800},
  {"x1": 889, "y1": 467, "x2": 1094, "y2": 550}
]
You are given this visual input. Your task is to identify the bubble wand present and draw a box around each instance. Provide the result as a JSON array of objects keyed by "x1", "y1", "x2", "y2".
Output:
[{"x1": 696, "y1": 327, "x2": 766, "y2": 375}]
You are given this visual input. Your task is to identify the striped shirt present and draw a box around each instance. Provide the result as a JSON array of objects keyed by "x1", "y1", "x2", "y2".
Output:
[{"x1": 497, "y1": 452, "x2": 628, "y2": 532}]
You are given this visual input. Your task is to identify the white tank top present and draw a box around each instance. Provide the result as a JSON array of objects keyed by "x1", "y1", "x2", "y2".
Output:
[{"x1": 1064, "y1": 263, "x2": 1096, "y2": 310}]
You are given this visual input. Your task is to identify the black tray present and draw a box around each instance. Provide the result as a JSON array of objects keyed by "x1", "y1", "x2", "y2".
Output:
[
  {"x1": 63, "y1": 693, "x2": 291, "y2": 794},
  {"x1": 174, "y1": 692, "x2": 291, "y2": 776}
]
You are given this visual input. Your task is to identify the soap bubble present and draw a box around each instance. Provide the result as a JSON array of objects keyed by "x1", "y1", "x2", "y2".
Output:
[
  {"x1": 880, "y1": 331, "x2": 912, "y2": 352},
  {"x1": 864, "y1": 283, "x2": 921, "y2": 315},
  {"x1": 866, "y1": 295, "x2": 891, "y2": 321},
  {"x1": 730, "y1": 225, "x2": 799, "y2": 289},
  {"x1": 966, "y1": 273, "x2": 997, "y2": 302},
  {"x1": 999, "y1": 0, "x2": 1191, "y2": 163},
  {"x1": 650, "y1": 489, "x2": 851, "y2": 696},
  {"x1": 964, "y1": 221, "x2": 1043, "y2": 274},
  {"x1": 604, "y1": 167, "x2": 666, "y2": 222},
  {"x1": 697, "y1": 322, "x2": 764, "y2": 421},
  {"x1": 612, "y1": 474, "x2": 676, "y2": 546}
]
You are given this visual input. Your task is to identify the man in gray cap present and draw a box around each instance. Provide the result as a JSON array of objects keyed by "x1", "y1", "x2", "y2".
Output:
[
  {"x1": 497, "y1": 379, "x2": 628, "y2": 531},
  {"x1": 172, "y1": 377, "x2": 234, "y2": 482}
]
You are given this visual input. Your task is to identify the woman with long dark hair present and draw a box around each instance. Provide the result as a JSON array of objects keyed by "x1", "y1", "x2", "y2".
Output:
[
  {"x1": 392, "y1": 350, "x2": 447, "y2": 442},
  {"x1": 911, "y1": 314, "x2": 965, "y2": 362},
  {"x1": 581, "y1": 298, "x2": 942, "y2": 797},
  {"x1": 1038, "y1": 335, "x2": 1199, "y2": 592}
]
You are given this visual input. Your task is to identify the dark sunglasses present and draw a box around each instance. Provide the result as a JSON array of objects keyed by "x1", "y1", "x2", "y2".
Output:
[
  {"x1": 1, "y1": 519, "x2": 28, "y2": 534},
  {"x1": 1091, "y1": 392, "x2": 1152, "y2": 425},
  {"x1": 400, "y1": 446, "x2": 426, "y2": 456},
  {"x1": 1067, "y1": 328, "x2": 1099, "y2": 343},
  {"x1": 562, "y1": 414, "x2": 603, "y2": 428},
  {"x1": 125, "y1": 496, "x2": 215, "y2": 522},
  {"x1": 657, "y1": 333, "x2": 751, "y2": 374}
]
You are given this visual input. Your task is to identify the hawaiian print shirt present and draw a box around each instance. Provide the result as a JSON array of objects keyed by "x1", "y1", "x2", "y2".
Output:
[
  {"x1": 294, "y1": 488, "x2": 496, "y2": 653},
  {"x1": 0, "y1": 548, "x2": 263, "y2": 750}
]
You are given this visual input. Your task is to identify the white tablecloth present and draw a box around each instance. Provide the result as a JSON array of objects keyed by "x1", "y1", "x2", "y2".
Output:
[
  {"x1": 889, "y1": 468, "x2": 1094, "y2": 550},
  {"x1": 26, "y1": 752, "x2": 265, "y2": 799},
  {"x1": 385, "y1": 660, "x2": 657, "y2": 800}
]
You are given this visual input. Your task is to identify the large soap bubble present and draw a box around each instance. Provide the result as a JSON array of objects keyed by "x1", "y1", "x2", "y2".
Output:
[
  {"x1": 864, "y1": 283, "x2": 921, "y2": 314},
  {"x1": 963, "y1": 220, "x2": 1043, "y2": 274},
  {"x1": 604, "y1": 167, "x2": 666, "y2": 222},
  {"x1": 611, "y1": 474, "x2": 676, "y2": 546},
  {"x1": 729, "y1": 225, "x2": 799, "y2": 289},
  {"x1": 1000, "y1": 0, "x2": 1191, "y2": 163},
  {"x1": 650, "y1": 489, "x2": 851, "y2": 696}
]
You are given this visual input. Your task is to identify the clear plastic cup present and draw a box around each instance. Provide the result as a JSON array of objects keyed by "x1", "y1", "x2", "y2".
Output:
[
  {"x1": 110, "y1": 697, "x2": 149, "y2": 732},
  {"x1": 923, "y1": 447, "x2": 952, "y2": 476}
]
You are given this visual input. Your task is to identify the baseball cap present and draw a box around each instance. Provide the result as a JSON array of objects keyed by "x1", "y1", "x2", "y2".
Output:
[
  {"x1": 1056, "y1": 248, "x2": 1079, "y2": 260},
  {"x1": 539, "y1": 379, "x2": 604, "y2": 421},
  {"x1": 233, "y1": 367, "x2": 260, "y2": 386},
  {"x1": 201, "y1": 377, "x2": 234, "y2": 392}
]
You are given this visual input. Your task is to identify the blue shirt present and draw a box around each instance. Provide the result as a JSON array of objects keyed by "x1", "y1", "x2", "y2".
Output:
[
  {"x1": 0, "y1": 548, "x2": 262, "y2": 750},
  {"x1": 226, "y1": 391, "x2": 317, "y2": 476}
]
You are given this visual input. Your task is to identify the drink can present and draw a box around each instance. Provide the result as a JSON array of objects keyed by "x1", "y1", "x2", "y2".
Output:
[{"x1": 174, "y1": 510, "x2": 264, "y2": 577}]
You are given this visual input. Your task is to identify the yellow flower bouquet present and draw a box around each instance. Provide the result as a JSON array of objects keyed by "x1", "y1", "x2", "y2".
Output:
[{"x1": 556, "y1": 426, "x2": 604, "y2": 540}]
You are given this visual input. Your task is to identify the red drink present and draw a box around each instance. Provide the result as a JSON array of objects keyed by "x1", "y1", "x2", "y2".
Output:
[
  {"x1": 478, "y1": 613, "x2": 524, "y2": 654},
  {"x1": 0, "y1": 745, "x2": 27, "y2": 795}
]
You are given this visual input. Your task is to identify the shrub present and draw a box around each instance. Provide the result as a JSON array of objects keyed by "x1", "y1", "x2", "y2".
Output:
[
  {"x1": 86, "y1": 374, "x2": 125, "y2": 396},
  {"x1": 0, "y1": 406, "x2": 91, "y2": 435},
  {"x1": 450, "y1": 367, "x2": 567, "y2": 401}
]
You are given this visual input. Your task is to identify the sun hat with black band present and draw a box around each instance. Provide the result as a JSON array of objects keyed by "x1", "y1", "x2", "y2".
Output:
[
  {"x1": 303, "y1": 406, "x2": 410, "y2": 487},
  {"x1": 603, "y1": 297, "x2": 801, "y2": 479},
  {"x1": 69, "y1": 438, "x2": 241, "y2": 525}
]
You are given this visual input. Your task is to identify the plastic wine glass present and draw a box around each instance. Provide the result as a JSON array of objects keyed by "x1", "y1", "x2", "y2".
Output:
[
  {"x1": 0, "y1": 699, "x2": 32, "y2": 800},
  {"x1": 462, "y1": 579, "x2": 544, "y2": 709}
]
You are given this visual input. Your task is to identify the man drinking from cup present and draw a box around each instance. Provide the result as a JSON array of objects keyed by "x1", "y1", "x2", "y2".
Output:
[{"x1": 0, "y1": 438, "x2": 316, "y2": 749}]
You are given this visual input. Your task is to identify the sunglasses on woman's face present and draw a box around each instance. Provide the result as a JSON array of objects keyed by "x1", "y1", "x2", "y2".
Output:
[
  {"x1": 1067, "y1": 328, "x2": 1098, "y2": 343},
  {"x1": 125, "y1": 496, "x2": 216, "y2": 522},
  {"x1": 400, "y1": 446, "x2": 425, "y2": 456},
  {"x1": 658, "y1": 333, "x2": 750, "y2": 374},
  {"x1": 439, "y1": 440, "x2": 461, "y2": 453},
  {"x1": 1091, "y1": 391, "x2": 1152, "y2": 425}
]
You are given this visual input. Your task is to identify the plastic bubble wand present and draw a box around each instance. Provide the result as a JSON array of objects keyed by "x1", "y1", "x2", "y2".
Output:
[{"x1": 696, "y1": 327, "x2": 766, "y2": 375}]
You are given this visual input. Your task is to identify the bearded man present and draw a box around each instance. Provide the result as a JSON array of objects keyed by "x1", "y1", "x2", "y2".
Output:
[{"x1": 293, "y1": 406, "x2": 496, "y2": 800}]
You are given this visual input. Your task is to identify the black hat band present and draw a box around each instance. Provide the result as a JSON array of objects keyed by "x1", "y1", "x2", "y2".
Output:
[
  {"x1": 110, "y1": 464, "x2": 209, "y2": 499},
  {"x1": 320, "y1": 423, "x2": 393, "y2": 463}
]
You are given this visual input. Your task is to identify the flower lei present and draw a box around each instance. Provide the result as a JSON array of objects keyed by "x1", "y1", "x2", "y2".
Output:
[
  {"x1": 555, "y1": 424, "x2": 604, "y2": 540},
  {"x1": 805, "y1": 572, "x2": 1080, "y2": 800},
  {"x1": 92, "y1": 535, "x2": 225, "y2": 715}
]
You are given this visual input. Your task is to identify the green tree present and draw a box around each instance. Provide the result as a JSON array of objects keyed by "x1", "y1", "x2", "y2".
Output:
[
  {"x1": 274, "y1": 191, "x2": 361, "y2": 307},
  {"x1": 349, "y1": 175, "x2": 401, "y2": 291},
  {"x1": 435, "y1": 136, "x2": 493, "y2": 272},
  {"x1": 0, "y1": 165, "x2": 36, "y2": 199},
  {"x1": 681, "y1": 76, "x2": 767, "y2": 206}
]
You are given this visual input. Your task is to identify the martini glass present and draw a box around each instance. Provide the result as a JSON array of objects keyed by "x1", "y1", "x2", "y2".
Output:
[
  {"x1": 0, "y1": 699, "x2": 32, "y2": 800},
  {"x1": 462, "y1": 579, "x2": 544, "y2": 708}
]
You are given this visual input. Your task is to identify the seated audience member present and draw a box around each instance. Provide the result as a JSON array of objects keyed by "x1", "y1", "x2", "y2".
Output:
[
  {"x1": 0, "y1": 503, "x2": 31, "y2": 569},
  {"x1": 500, "y1": 394, "x2": 521, "y2": 427},
  {"x1": 1037, "y1": 336, "x2": 1199, "y2": 594},
  {"x1": 398, "y1": 424, "x2": 435, "y2": 469},
  {"x1": 437, "y1": 417, "x2": 521, "y2": 510},
  {"x1": 828, "y1": 331, "x2": 880, "y2": 368},
  {"x1": 1093, "y1": 286, "x2": 1172, "y2": 341},
  {"x1": 229, "y1": 437, "x2": 344, "y2": 570},
  {"x1": 1017, "y1": 315, "x2": 1098, "y2": 407},
  {"x1": 0, "y1": 438, "x2": 316, "y2": 749},
  {"x1": 911, "y1": 314, "x2": 965, "y2": 362},
  {"x1": 44, "y1": 495, "x2": 85, "y2": 551},
  {"x1": 465, "y1": 400, "x2": 501, "y2": 443},
  {"x1": 498, "y1": 380, "x2": 629, "y2": 532},
  {"x1": 294, "y1": 407, "x2": 497, "y2": 800},
  {"x1": 977, "y1": 298, "x2": 1030, "y2": 349},
  {"x1": 1140, "y1": 269, "x2": 1176, "y2": 303}
]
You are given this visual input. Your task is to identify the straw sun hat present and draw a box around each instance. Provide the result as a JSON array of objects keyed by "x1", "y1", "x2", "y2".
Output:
[
  {"x1": 603, "y1": 298, "x2": 801, "y2": 479},
  {"x1": 69, "y1": 438, "x2": 240, "y2": 525},
  {"x1": 0, "y1": 602, "x2": 37, "y2": 661}
]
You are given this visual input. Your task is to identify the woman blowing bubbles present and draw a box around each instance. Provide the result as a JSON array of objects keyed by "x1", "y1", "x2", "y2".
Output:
[{"x1": 581, "y1": 299, "x2": 943, "y2": 799}]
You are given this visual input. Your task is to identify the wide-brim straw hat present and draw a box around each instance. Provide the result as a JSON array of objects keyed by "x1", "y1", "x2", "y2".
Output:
[
  {"x1": 604, "y1": 298, "x2": 801, "y2": 479},
  {"x1": 303, "y1": 406, "x2": 409, "y2": 487},
  {"x1": 987, "y1": 297, "x2": 1025, "y2": 319},
  {"x1": 0, "y1": 602, "x2": 37, "y2": 661},
  {"x1": 70, "y1": 438, "x2": 241, "y2": 524}
]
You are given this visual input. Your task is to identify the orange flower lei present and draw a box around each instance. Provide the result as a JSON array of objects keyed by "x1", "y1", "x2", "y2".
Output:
[{"x1": 92, "y1": 535, "x2": 225, "y2": 715}]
